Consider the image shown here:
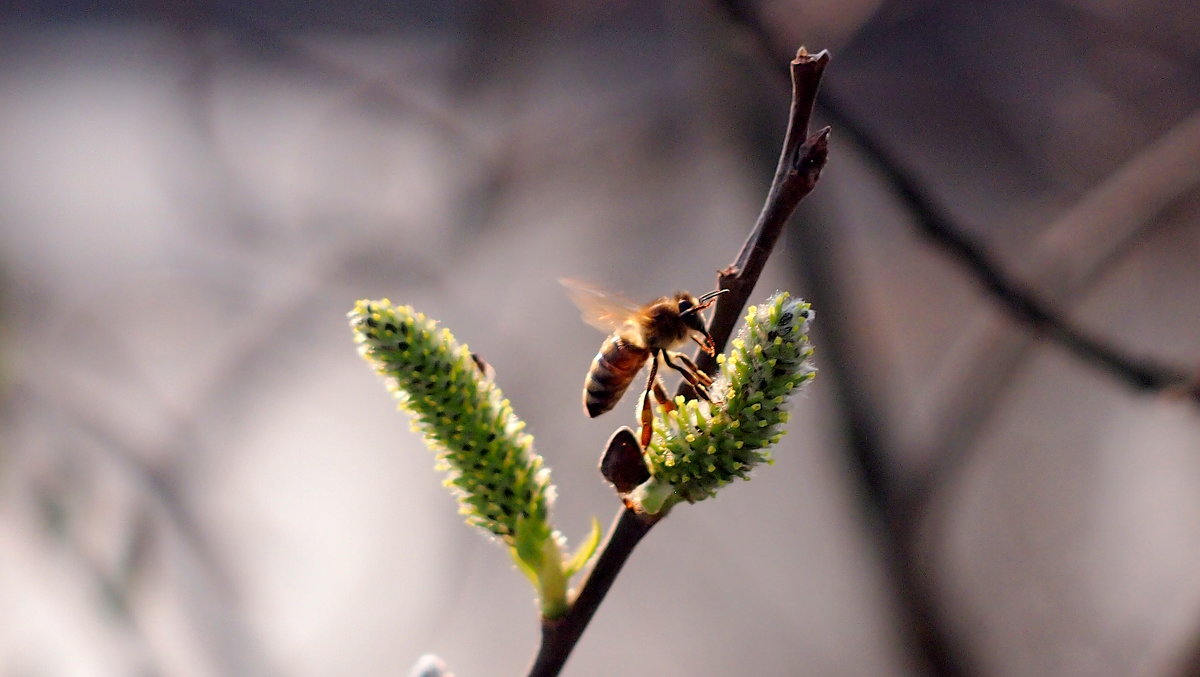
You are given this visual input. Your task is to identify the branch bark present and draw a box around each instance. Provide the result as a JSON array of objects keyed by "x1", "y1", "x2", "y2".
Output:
[
  {"x1": 713, "y1": 4, "x2": 973, "y2": 675},
  {"x1": 683, "y1": 49, "x2": 830, "y2": 387},
  {"x1": 527, "y1": 508, "x2": 656, "y2": 677},
  {"x1": 526, "y1": 47, "x2": 831, "y2": 677}
]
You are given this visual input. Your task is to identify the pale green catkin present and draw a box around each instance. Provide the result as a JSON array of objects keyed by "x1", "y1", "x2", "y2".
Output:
[
  {"x1": 634, "y1": 292, "x2": 816, "y2": 513},
  {"x1": 349, "y1": 299, "x2": 553, "y2": 549},
  {"x1": 351, "y1": 299, "x2": 604, "y2": 619}
]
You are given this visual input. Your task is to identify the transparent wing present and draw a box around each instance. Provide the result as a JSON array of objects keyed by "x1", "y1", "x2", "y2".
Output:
[{"x1": 560, "y1": 278, "x2": 640, "y2": 333}]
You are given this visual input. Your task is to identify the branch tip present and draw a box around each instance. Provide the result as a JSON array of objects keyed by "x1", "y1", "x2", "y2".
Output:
[
  {"x1": 792, "y1": 47, "x2": 830, "y2": 66},
  {"x1": 791, "y1": 48, "x2": 830, "y2": 73}
]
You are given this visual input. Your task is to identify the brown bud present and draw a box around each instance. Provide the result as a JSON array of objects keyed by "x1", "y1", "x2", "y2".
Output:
[{"x1": 599, "y1": 427, "x2": 649, "y2": 494}]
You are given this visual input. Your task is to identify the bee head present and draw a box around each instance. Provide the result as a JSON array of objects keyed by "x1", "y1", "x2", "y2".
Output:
[
  {"x1": 684, "y1": 315, "x2": 707, "y2": 335},
  {"x1": 676, "y1": 294, "x2": 706, "y2": 333}
]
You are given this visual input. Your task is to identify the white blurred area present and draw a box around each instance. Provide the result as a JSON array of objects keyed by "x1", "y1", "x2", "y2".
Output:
[{"x1": 1, "y1": 3, "x2": 1199, "y2": 677}]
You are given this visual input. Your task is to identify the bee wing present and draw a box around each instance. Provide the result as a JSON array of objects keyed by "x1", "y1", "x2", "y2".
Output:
[{"x1": 560, "y1": 278, "x2": 640, "y2": 333}]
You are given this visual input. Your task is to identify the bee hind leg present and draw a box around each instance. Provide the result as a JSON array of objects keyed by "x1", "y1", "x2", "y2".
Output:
[
  {"x1": 651, "y1": 378, "x2": 676, "y2": 413},
  {"x1": 638, "y1": 353, "x2": 662, "y2": 447}
]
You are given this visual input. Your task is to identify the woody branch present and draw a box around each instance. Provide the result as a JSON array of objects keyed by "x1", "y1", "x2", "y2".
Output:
[{"x1": 527, "y1": 47, "x2": 831, "y2": 677}]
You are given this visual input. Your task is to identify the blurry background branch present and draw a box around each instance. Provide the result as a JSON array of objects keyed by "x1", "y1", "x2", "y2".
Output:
[
  {"x1": 717, "y1": 1, "x2": 1200, "y2": 675},
  {"x1": 717, "y1": 0, "x2": 1200, "y2": 407}
]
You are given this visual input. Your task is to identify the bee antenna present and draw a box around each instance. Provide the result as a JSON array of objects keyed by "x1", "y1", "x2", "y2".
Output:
[{"x1": 689, "y1": 288, "x2": 729, "y2": 311}]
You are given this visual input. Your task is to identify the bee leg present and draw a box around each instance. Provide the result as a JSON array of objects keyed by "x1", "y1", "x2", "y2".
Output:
[
  {"x1": 651, "y1": 378, "x2": 676, "y2": 413},
  {"x1": 663, "y1": 351, "x2": 713, "y2": 401},
  {"x1": 639, "y1": 352, "x2": 662, "y2": 447},
  {"x1": 690, "y1": 333, "x2": 717, "y2": 356},
  {"x1": 669, "y1": 352, "x2": 713, "y2": 387}
]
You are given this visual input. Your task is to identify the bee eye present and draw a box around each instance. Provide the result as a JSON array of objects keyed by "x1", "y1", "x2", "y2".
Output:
[{"x1": 678, "y1": 299, "x2": 693, "y2": 314}]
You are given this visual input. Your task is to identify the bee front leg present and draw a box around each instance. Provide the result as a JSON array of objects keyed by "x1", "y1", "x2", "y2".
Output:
[
  {"x1": 669, "y1": 351, "x2": 713, "y2": 387},
  {"x1": 639, "y1": 352, "x2": 662, "y2": 448},
  {"x1": 663, "y1": 351, "x2": 713, "y2": 401}
]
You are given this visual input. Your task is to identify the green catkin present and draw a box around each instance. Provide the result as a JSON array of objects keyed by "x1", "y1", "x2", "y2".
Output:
[
  {"x1": 633, "y1": 292, "x2": 816, "y2": 513},
  {"x1": 350, "y1": 300, "x2": 553, "y2": 543},
  {"x1": 349, "y1": 300, "x2": 574, "y2": 615}
]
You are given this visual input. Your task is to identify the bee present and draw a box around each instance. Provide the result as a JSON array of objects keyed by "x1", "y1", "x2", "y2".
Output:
[{"x1": 562, "y1": 279, "x2": 728, "y2": 447}]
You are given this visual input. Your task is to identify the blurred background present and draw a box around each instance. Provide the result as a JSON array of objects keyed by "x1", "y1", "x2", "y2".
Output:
[{"x1": 2, "y1": 1, "x2": 1199, "y2": 676}]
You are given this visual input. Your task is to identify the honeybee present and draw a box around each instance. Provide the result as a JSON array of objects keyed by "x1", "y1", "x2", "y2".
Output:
[{"x1": 562, "y1": 279, "x2": 728, "y2": 447}]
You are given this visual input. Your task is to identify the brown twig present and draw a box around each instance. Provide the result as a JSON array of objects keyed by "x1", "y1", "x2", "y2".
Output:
[
  {"x1": 527, "y1": 508, "x2": 658, "y2": 677},
  {"x1": 713, "y1": 4, "x2": 974, "y2": 675},
  {"x1": 526, "y1": 48, "x2": 831, "y2": 677},
  {"x1": 682, "y1": 49, "x2": 831, "y2": 388}
]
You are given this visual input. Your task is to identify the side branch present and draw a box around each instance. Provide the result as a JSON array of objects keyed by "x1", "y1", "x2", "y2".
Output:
[{"x1": 823, "y1": 93, "x2": 1200, "y2": 403}]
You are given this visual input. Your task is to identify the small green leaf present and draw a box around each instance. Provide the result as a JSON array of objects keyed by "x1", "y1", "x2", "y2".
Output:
[
  {"x1": 509, "y1": 545, "x2": 539, "y2": 586},
  {"x1": 512, "y1": 511, "x2": 547, "y2": 573},
  {"x1": 627, "y1": 478, "x2": 677, "y2": 515},
  {"x1": 564, "y1": 516, "x2": 602, "y2": 578}
]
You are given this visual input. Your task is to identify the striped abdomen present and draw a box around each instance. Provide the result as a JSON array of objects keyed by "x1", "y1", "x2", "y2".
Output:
[{"x1": 584, "y1": 335, "x2": 650, "y2": 418}]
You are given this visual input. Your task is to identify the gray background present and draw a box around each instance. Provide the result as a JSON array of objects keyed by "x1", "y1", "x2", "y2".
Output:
[{"x1": 2, "y1": 2, "x2": 1199, "y2": 675}]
